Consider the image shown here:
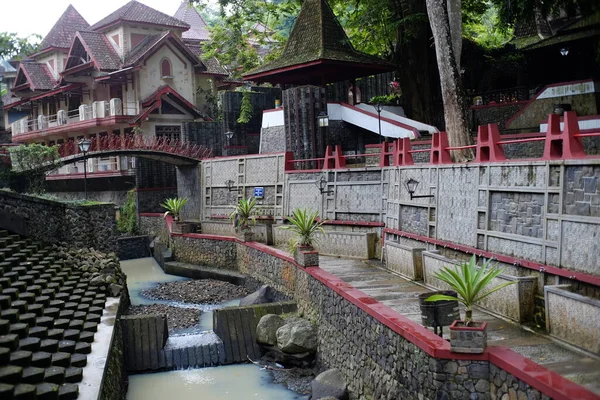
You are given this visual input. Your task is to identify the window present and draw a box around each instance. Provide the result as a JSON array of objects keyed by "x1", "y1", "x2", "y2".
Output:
[{"x1": 161, "y1": 58, "x2": 172, "y2": 78}]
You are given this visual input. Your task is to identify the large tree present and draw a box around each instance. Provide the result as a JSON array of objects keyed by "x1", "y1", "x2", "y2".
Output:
[{"x1": 0, "y1": 32, "x2": 41, "y2": 60}]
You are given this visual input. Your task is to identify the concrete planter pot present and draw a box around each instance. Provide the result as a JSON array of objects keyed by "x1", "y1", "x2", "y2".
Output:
[
  {"x1": 294, "y1": 245, "x2": 319, "y2": 267},
  {"x1": 236, "y1": 230, "x2": 254, "y2": 242},
  {"x1": 171, "y1": 221, "x2": 195, "y2": 234},
  {"x1": 449, "y1": 321, "x2": 487, "y2": 354}
]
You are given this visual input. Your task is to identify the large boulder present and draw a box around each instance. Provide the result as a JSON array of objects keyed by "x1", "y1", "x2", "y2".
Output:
[
  {"x1": 311, "y1": 369, "x2": 348, "y2": 400},
  {"x1": 256, "y1": 314, "x2": 285, "y2": 346},
  {"x1": 239, "y1": 285, "x2": 272, "y2": 306},
  {"x1": 276, "y1": 318, "x2": 317, "y2": 354}
]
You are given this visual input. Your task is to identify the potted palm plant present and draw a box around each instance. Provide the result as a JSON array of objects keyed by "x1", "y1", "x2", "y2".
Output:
[
  {"x1": 229, "y1": 197, "x2": 257, "y2": 242},
  {"x1": 161, "y1": 197, "x2": 194, "y2": 234},
  {"x1": 425, "y1": 255, "x2": 514, "y2": 353},
  {"x1": 279, "y1": 208, "x2": 327, "y2": 267}
]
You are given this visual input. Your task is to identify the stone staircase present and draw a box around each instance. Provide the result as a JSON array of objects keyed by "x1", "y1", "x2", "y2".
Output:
[{"x1": 0, "y1": 230, "x2": 108, "y2": 399}]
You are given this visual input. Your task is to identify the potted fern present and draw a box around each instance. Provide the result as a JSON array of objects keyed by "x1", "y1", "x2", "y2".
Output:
[
  {"x1": 229, "y1": 197, "x2": 257, "y2": 241},
  {"x1": 425, "y1": 255, "x2": 514, "y2": 353},
  {"x1": 279, "y1": 208, "x2": 327, "y2": 267},
  {"x1": 161, "y1": 197, "x2": 194, "y2": 234}
]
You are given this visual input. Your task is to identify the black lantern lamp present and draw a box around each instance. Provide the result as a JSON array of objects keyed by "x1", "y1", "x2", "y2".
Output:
[
  {"x1": 405, "y1": 178, "x2": 434, "y2": 200},
  {"x1": 316, "y1": 176, "x2": 334, "y2": 195},
  {"x1": 374, "y1": 102, "x2": 384, "y2": 144},
  {"x1": 78, "y1": 138, "x2": 92, "y2": 200},
  {"x1": 317, "y1": 112, "x2": 329, "y2": 127},
  {"x1": 224, "y1": 131, "x2": 234, "y2": 145},
  {"x1": 225, "y1": 179, "x2": 241, "y2": 193}
]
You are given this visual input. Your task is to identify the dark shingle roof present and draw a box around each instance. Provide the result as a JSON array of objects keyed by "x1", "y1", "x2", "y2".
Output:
[
  {"x1": 185, "y1": 44, "x2": 227, "y2": 76},
  {"x1": 39, "y1": 5, "x2": 90, "y2": 51},
  {"x1": 91, "y1": 0, "x2": 190, "y2": 32},
  {"x1": 20, "y1": 62, "x2": 56, "y2": 90},
  {"x1": 174, "y1": 2, "x2": 211, "y2": 42},
  {"x1": 76, "y1": 31, "x2": 122, "y2": 71},
  {"x1": 244, "y1": 0, "x2": 390, "y2": 82},
  {"x1": 123, "y1": 33, "x2": 166, "y2": 66}
]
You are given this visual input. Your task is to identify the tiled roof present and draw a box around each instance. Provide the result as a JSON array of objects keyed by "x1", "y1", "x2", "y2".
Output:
[
  {"x1": 244, "y1": 0, "x2": 390, "y2": 80},
  {"x1": 123, "y1": 33, "x2": 167, "y2": 66},
  {"x1": 2, "y1": 93, "x2": 21, "y2": 106},
  {"x1": 174, "y1": 2, "x2": 211, "y2": 42},
  {"x1": 39, "y1": 5, "x2": 90, "y2": 51},
  {"x1": 76, "y1": 31, "x2": 121, "y2": 71},
  {"x1": 19, "y1": 62, "x2": 57, "y2": 90},
  {"x1": 91, "y1": 0, "x2": 190, "y2": 31},
  {"x1": 185, "y1": 44, "x2": 227, "y2": 76}
]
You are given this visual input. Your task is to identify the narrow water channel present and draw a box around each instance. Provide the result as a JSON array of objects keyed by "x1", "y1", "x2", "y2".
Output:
[{"x1": 121, "y1": 258, "x2": 307, "y2": 400}]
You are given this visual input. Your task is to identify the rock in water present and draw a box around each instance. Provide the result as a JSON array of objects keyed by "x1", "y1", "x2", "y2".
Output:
[
  {"x1": 276, "y1": 318, "x2": 317, "y2": 354},
  {"x1": 239, "y1": 285, "x2": 272, "y2": 306},
  {"x1": 311, "y1": 369, "x2": 348, "y2": 400},
  {"x1": 256, "y1": 314, "x2": 285, "y2": 346}
]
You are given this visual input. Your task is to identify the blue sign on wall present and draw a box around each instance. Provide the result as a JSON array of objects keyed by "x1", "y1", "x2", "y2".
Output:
[{"x1": 253, "y1": 187, "x2": 264, "y2": 199}]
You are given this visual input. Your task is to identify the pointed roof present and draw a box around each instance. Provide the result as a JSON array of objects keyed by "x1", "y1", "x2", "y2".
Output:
[
  {"x1": 243, "y1": 0, "x2": 392, "y2": 85},
  {"x1": 185, "y1": 44, "x2": 228, "y2": 76},
  {"x1": 91, "y1": 0, "x2": 189, "y2": 32},
  {"x1": 130, "y1": 84, "x2": 205, "y2": 124},
  {"x1": 13, "y1": 62, "x2": 56, "y2": 91},
  {"x1": 174, "y1": 2, "x2": 211, "y2": 42},
  {"x1": 72, "y1": 31, "x2": 122, "y2": 71},
  {"x1": 38, "y1": 5, "x2": 90, "y2": 53}
]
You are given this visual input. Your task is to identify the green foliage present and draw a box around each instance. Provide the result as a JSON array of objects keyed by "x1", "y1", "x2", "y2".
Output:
[
  {"x1": 425, "y1": 255, "x2": 515, "y2": 325},
  {"x1": 463, "y1": 1, "x2": 513, "y2": 49},
  {"x1": 237, "y1": 90, "x2": 253, "y2": 124},
  {"x1": 8, "y1": 144, "x2": 61, "y2": 194},
  {"x1": 0, "y1": 32, "x2": 42, "y2": 59},
  {"x1": 117, "y1": 189, "x2": 138, "y2": 235},
  {"x1": 369, "y1": 94, "x2": 402, "y2": 105},
  {"x1": 197, "y1": 81, "x2": 220, "y2": 120},
  {"x1": 161, "y1": 197, "x2": 189, "y2": 221},
  {"x1": 279, "y1": 208, "x2": 327, "y2": 251},
  {"x1": 229, "y1": 197, "x2": 257, "y2": 231}
]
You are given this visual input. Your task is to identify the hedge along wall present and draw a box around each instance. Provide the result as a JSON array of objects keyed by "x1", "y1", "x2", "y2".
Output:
[
  {"x1": 161, "y1": 223, "x2": 593, "y2": 400},
  {"x1": 0, "y1": 190, "x2": 118, "y2": 252}
]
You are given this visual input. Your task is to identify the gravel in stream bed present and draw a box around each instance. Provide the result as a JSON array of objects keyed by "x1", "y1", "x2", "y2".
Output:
[
  {"x1": 126, "y1": 304, "x2": 201, "y2": 332},
  {"x1": 140, "y1": 279, "x2": 250, "y2": 304}
]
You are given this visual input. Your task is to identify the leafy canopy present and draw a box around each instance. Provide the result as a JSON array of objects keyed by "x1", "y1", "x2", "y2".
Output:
[
  {"x1": 8, "y1": 144, "x2": 61, "y2": 194},
  {"x1": 0, "y1": 32, "x2": 41, "y2": 60}
]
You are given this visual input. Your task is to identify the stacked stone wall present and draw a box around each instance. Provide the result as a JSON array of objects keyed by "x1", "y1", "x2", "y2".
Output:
[{"x1": 0, "y1": 190, "x2": 117, "y2": 252}]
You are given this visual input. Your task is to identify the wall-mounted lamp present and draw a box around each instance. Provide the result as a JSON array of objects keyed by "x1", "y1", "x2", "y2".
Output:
[
  {"x1": 317, "y1": 111, "x2": 329, "y2": 127},
  {"x1": 405, "y1": 178, "x2": 434, "y2": 200},
  {"x1": 316, "y1": 177, "x2": 334, "y2": 195},
  {"x1": 224, "y1": 131, "x2": 234, "y2": 145},
  {"x1": 560, "y1": 48, "x2": 569, "y2": 56},
  {"x1": 225, "y1": 179, "x2": 241, "y2": 193}
]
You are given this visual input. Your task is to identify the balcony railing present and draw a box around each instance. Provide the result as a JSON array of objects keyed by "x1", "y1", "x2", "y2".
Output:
[{"x1": 11, "y1": 98, "x2": 138, "y2": 136}]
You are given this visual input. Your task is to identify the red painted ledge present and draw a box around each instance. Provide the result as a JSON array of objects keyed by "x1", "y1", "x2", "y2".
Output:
[
  {"x1": 139, "y1": 213, "x2": 163, "y2": 217},
  {"x1": 161, "y1": 226, "x2": 599, "y2": 400}
]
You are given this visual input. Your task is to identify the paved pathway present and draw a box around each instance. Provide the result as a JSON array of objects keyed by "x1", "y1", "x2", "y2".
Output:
[{"x1": 317, "y1": 255, "x2": 600, "y2": 396}]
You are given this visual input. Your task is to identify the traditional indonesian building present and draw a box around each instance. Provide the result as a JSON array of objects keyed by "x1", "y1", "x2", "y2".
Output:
[{"x1": 2, "y1": 1, "x2": 227, "y2": 179}]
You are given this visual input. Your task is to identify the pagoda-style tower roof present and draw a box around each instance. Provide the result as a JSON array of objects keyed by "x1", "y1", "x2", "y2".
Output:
[{"x1": 243, "y1": 0, "x2": 393, "y2": 85}]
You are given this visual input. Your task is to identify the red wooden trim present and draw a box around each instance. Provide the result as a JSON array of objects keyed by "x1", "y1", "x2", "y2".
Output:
[
  {"x1": 139, "y1": 213, "x2": 163, "y2": 217},
  {"x1": 339, "y1": 103, "x2": 420, "y2": 136},
  {"x1": 539, "y1": 114, "x2": 600, "y2": 123},
  {"x1": 61, "y1": 61, "x2": 95, "y2": 77},
  {"x1": 263, "y1": 108, "x2": 283, "y2": 113},
  {"x1": 28, "y1": 84, "x2": 82, "y2": 102},
  {"x1": 285, "y1": 169, "x2": 323, "y2": 174},
  {"x1": 135, "y1": 186, "x2": 177, "y2": 192},
  {"x1": 469, "y1": 100, "x2": 528, "y2": 110},
  {"x1": 383, "y1": 228, "x2": 600, "y2": 287}
]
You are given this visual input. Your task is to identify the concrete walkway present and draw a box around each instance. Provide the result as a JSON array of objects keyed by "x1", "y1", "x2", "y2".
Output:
[{"x1": 317, "y1": 255, "x2": 600, "y2": 396}]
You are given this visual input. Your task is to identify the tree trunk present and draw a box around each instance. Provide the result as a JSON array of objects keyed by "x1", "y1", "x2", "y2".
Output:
[
  {"x1": 447, "y1": 0, "x2": 462, "y2": 70},
  {"x1": 425, "y1": 0, "x2": 474, "y2": 162}
]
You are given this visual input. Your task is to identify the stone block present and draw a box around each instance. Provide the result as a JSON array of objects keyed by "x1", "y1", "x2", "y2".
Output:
[{"x1": 384, "y1": 241, "x2": 425, "y2": 280}]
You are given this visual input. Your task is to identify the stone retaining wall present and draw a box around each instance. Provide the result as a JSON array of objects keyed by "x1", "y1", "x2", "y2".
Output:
[
  {"x1": 0, "y1": 190, "x2": 117, "y2": 252},
  {"x1": 171, "y1": 234, "x2": 237, "y2": 269},
  {"x1": 117, "y1": 235, "x2": 151, "y2": 260},
  {"x1": 384, "y1": 241, "x2": 426, "y2": 280}
]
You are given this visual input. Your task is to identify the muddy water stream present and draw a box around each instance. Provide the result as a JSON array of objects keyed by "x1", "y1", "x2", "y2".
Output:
[{"x1": 122, "y1": 258, "x2": 307, "y2": 400}]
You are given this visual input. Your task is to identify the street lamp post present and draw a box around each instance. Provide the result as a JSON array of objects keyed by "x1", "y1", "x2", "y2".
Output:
[
  {"x1": 78, "y1": 138, "x2": 91, "y2": 200},
  {"x1": 375, "y1": 102, "x2": 383, "y2": 144}
]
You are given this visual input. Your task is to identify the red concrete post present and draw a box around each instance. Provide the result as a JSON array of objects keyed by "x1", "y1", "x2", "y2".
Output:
[{"x1": 475, "y1": 123, "x2": 506, "y2": 163}]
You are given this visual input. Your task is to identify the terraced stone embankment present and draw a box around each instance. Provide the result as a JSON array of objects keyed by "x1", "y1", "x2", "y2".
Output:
[{"x1": 0, "y1": 229, "x2": 125, "y2": 399}]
